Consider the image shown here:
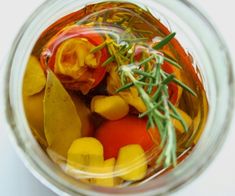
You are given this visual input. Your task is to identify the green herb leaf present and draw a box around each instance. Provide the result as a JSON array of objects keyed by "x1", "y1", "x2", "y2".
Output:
[
  {"x1": 132, "y1": 69, "x2": 154, "y2": 78},
  {"x1": 162, "y1": 71, "x2": 197, "y2": 96},
  {"x1": 101, "y1": 55, "x2": 115, "y2": 67},
  {"x1": 163, "y1": 56, "x2": 182, "y2": 69},
  {"x1": 136, "y1": 55, "x2": 155, "y2": 67},
  {"x1": 115, "y1": 82, "x2": 134, "y2": 93},
  {"x1": 162, "y1": 74, "x2": 175, "y2": 85},
  {"x1": 173, "y1": 78, "x2": 197, "y2": 96},
  {"x1": 168, "y1": 101, "x2": 188, "y2": 132},
  {"x1": 153, "y1": 32, "x2": 176, "y2": 50},
  {"x1": 90, "y1": 41, "x2": 106, "y2": 53}
]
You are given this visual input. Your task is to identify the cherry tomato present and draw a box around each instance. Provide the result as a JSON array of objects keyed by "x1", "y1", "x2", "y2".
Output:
[{"x1": 95, "y1": 115, "x2": 160, "y2": 160}]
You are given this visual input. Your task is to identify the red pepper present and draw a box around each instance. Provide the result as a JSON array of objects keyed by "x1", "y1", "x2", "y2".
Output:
[
  {"x1": 134, "y1": 46, "x2": 180, "y2": 105},
  {"x1": 162, "y1": 62, "x2": 179, "y2": 105},
  {"x1": 40, "y1": 25, "x2": 108, "y2": 94}
]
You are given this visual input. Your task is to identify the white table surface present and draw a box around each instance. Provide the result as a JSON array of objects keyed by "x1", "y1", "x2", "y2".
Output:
[{"x1": 0, "y1": 0, "x2": 235, "y2": 195}]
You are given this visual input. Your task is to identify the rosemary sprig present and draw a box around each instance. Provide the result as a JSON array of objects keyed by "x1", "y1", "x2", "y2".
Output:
[
  {"x1": 116, "y1": 51, "x2": 196, "y2": 167},
  {"x1": 91, "y1": 26, "x2": 196, "y2": 167},
  {"x1": 117, "y1": 62, "x2": 178, "y2": 167}
]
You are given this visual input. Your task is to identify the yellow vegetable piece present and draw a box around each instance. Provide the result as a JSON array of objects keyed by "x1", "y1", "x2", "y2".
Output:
[
  {"x1": 92, "y1": 158, "x2": 115, "y2": 187},
  {"x1": 23, "y1": 91, "x2": 47, "y2": 147},
  {"x1": 115, "y1": 144, "x2": 147, "y2": 181},
  {"x1": 23, "y1": 56, "x2": 46, "y2": 96},
  {"x1": 172, "y1": 108, "x2": 192, "y2": 133},
  {"x1": 120, "y1": 87, "x2": 146, "y2": 113},
  {"x1": 71, "y1": 94, "x2": 94, "y2": 137},
  {"x1": 107, "y1": 66, "x2": 146, "y2": 113},
  {"x1": 44, "y1": 71, "x2": 81, "y2": 157},
  {"x1": 91, "y1": 95, "x2": 129, "y2": 120},
  {"x1": 67, "y1": 137, "x2": 104, "y2": 175},
  {"x1": 92, "y1": 158, "x2": 120, "y2": 187}
]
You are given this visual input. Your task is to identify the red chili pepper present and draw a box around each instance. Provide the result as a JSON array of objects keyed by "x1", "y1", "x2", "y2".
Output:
[
  {"x1": 40, "y1": 25, "x2": 108, "y2": 93},
  {"x1": 162, "y1": 62, "x2": 179, "y2": 105}
]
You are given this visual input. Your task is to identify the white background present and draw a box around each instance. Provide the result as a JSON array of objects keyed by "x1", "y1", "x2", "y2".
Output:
[{"x1": 0, "y1": 0, "x2": 235, "y2": 195}]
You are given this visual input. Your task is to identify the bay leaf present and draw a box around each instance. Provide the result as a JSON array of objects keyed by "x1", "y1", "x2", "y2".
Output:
[{"x1": 44, "y1": 70, "x2": 81, "y2": 157}]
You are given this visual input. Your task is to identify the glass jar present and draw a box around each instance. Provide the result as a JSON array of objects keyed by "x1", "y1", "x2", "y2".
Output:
[{"x1": 1, "y1": 0, "x2": 234, "y2": 195}]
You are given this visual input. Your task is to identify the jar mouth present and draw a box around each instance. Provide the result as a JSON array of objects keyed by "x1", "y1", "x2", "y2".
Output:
[{"x1": 3, "y1": 0, "x2": 234, "y2": 195}]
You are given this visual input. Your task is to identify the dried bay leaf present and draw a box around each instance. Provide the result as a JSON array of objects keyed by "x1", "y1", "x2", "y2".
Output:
[{"x1": 44, "y1": 70, "x2": 81, "y2": 157}]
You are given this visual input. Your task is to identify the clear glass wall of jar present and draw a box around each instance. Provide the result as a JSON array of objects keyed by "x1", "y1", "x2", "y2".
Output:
[{"x1": 1, "y1": 0, "x2": 234, "y2": 195}]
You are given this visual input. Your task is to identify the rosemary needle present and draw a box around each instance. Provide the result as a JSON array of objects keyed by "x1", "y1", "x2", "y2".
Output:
[
  {"x1": 90, "y1": 41, "x2": 107, "y2": 53},
  {"x1": 153, "y1": 32, "x2": 176, "y2": 50},
  {"x1": 162, "y1": 71, "x2": 197, "y2": 96},
  {"x1": 163, "y1": 56, "x2": 182, "y2": 69},
  {"x1": 102, "y1": 55, "x2": 115, "y2": 67}
]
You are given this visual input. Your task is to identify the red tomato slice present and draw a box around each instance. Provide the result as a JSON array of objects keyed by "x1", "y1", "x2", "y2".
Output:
[
  {"x1": 95, "y1": 115, "x2": 160, "y2": 160},
  {"x1": 40, "y1": 25, "x2": 108, "y2": 92}
]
